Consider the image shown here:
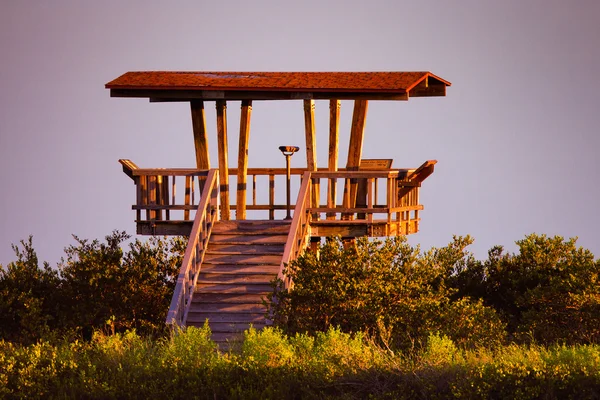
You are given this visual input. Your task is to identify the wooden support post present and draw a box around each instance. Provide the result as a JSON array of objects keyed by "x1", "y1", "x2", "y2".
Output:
[
  {"x1": 237, "y1": 100, "x2": 252, "y2": 220},
  {"x1": 343, "y1": 100, "x2": 368, "y2": 215},
  {"x1": 304, "y1": 99, "x2": 319, "y2": 219},
  {"x1": 327, "y1": 99, "x2": 340, "y2": 220},
  {"x1": 191, "y1": 100, "x2": 210, "y2": 194},
  {"x1": 216, "y1": 100, "x2": 230, "y2": 220},
  {"x1": 190, "y1": 101, "x2": 210, "y2": 169}
]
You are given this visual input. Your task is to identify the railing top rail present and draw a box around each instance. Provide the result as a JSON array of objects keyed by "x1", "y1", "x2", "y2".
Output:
[
  {"x1": 311, "y1": 170, "x2": 401, "y2": 179},
  {"x1": 132, "y1": 169, "x2": 211, "y2": 177},
  {"x1": 118, "y1": 159, "x2": 423, "y2": 179}
]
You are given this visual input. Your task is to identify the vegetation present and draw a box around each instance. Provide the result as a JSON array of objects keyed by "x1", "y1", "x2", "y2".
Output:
[
  {"x1": 0, "y1": 326, "x2": 599, "y2": 399},
  {"x1": 1, "y1": 232, "x2": 599, "y2": 398},
  {"x1": 270, "y1": 234, "x2": 600, "y2": 349},
  {"x1": 0, "y1": 232, "x2": 185, "y2": 344}
]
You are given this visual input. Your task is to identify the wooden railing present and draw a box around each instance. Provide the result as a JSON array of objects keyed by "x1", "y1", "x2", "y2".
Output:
[
  {"x1": 166, "y1": 169, "x2": 219, "y2": 327},
  {"x1": 308, "y1": 169, "x2": 423, "y2": 235},
  {"x1": 226, "y1": 168, "x2": 305, "y2": 220},
  {"x1": 278, "y1": 171, "x2": 313, "y2": 289},
  {"x1": 120, "y1": 159, "x2": 434, "y2": 237},
  {"x1": 119, "y1": 160, "x2": 209, "y2": 225}
]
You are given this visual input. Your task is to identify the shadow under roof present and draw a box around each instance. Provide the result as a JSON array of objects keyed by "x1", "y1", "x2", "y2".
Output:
[{"x1": 106, "y1": 71, "x2": 451, "y2": 101}]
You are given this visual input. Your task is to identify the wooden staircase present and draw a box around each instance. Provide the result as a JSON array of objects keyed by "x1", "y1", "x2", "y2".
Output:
[{"x1": 184, "y1": 220, "x2": 291, "y2": 345}]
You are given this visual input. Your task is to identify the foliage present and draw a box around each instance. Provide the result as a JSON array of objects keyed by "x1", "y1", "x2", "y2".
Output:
[
  {"x1": 1, "y1": 328, "x2": 599, "y2": 399},
  {"x1": 452, "y1": 234, "x2": 600, "y2": 345},
  {"x1": 269, "y1": 236, "x2": 506, "y2": 350},
  {"x1": 0, "y1": 232, "x2": 186, "y2": 344},
  {"x1": 59, "y1": 231, "x2": 186, "y2": 337},
  {"x1": 1, "y1": 231, "x2": 599, "y2": 351},
  {"x1": 0, "y1": 237, "x2": 62, "y2": 343}
]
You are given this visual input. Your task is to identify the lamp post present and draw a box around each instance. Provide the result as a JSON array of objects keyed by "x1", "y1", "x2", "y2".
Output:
[{"x1": 279, "y1": 146, "x2": 300, "y2": 220}]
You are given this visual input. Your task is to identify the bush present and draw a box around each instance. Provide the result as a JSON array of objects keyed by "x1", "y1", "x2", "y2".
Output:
[
  {"x1": 0, "y1": 237, "x2": 62, "y2": 344},
  {"x1": 0, "y1": 232, "x2": 186, "y2": 344},
  {"x1": 452, "y1": 234, "x2": 600, "y2": 345},
  {"x1": 269, "y1": 236, "x2": 506, "y2": 351}
]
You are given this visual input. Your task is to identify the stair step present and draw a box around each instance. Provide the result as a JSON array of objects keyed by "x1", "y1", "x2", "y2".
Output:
[
  {"x1": 186, "y1": 312, "x2": 265, "y2": 324},
  {"x1": 200, "y1": 263, "x2": 280, "y2": 274},
  {"x1": 211, "y1": 220, "x2": 291, "y2": 234},
  {"x1": 207, "y1": 243, "x2": 285, "y2": 254},
  {"x1": 203, "y1": 253, "x2": 282, "y2": 265},
  {"x1": 197, "y1": 274, "x2": 276, "y2": 284},
  {"x1": 188, "y1": 302, "x2": 266, "y2": 313},
  {"x1": 196, "y1": 283, "x2": 272, "y2": 294},
  {"x1": 209, "y1": 234, "x2": 288, "y2": 244},
  {"x1": 192, "y1": 293, "x2": 268, "y2": 304}
]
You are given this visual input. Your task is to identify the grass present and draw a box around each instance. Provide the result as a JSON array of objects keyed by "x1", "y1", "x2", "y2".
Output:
[{"x1": 1, "y1": 325, "x2": 599, "y2": 399}]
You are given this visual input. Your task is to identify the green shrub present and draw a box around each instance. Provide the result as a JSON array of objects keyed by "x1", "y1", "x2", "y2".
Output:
[
  {"x1": 453, "y1": 234, "x2": 600, "y2": 345},
  {"x1": 269, "y1": 236, "x2": 506, "y2": 351},
  {"x1": 0, "y1": 232, "x2": 186, "y2": 344},
  {"x1": 59, "y1": 232, "x2": 186, "y2": 337},
  {"x1": 0, "y1": 237, "x2": 63, "y2": 344}
]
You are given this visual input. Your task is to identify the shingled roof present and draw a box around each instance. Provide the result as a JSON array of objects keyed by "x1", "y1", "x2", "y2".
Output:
[{"x1": 106, "y1": 71, "x2": 450, "y2": 101}]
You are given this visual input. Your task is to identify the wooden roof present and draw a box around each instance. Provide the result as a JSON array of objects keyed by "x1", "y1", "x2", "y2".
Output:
[{"x1": 106, "y1": 71, "x2": 451, "y2": 101}]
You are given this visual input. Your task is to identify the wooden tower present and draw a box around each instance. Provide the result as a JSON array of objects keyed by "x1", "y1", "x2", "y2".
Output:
[{"x1": 106, "y1": 71, "x2": 451, "y2": 345}]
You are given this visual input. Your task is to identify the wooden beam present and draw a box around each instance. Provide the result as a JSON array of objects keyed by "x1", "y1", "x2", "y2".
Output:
[
  {"x1": 190, "y1": 101, "x2": 210, "y2": 169},
  {"x1": 304, "y1": 99, "x2": 319, "y2": 215},
  {"x1": 343, "y1": 100, "x2": 368, "y2": 211},
  {"x1": 216, "y1": 100, "x2": 230, "y2": 220},
  {"x1": 111, "y1": 89, "x2": 410, "y2": 101},
  {"x1": 327, "y1": 100, "x2": 340, "y2": 219},
  {"x1": 236, "y1": 100, "x2": 252, "y2": 220}
]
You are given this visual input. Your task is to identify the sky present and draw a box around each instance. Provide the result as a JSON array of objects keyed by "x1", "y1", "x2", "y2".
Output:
[{"x1": 1, "y1": 0, "x2": 599, "y2": 267}]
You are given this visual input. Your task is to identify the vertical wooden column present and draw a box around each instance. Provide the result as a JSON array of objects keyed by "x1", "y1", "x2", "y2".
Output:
[
  {"x1": 237, "y1": 100, "x2": 252, "y2": 220},
  {"x1": 327, "y1": 99, "x2": 340, "y2": 219},
  {"x1": 304, "y1": 99, "x2": 319, "y2": 217},
  {"x1": 216, "y1": 100, "x2": 230, "y2": 220},
  {"x1": 190, "y1": 101, "x2": 210, "y2": 169},
  {"x1": 343, "y1": 100, "x2": 368, "y2": 210},
  {"x1": 191, "y1": 100, "x2": 210, "y2": 208}
]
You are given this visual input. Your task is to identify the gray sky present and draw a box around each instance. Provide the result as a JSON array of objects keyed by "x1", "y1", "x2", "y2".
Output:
[{"x1": 1, "y1": 0, "x2": 599, "y2": 267}]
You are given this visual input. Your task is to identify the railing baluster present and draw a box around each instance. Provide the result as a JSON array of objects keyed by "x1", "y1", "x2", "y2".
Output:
[
  {"x1": 367, "y1": 178, "x2": 374, "y2": 224},
  {"x1": 191, "y1": 176, "x2": 195, "y2": 206},
  {"x1": 171, "y1": 176, "x2": 176, "y2": 220},
  {"x1": 184, "y1": 176, "x2": 191, "y2": 221},
  {"x1": 269, "y1": 174, "x2": 275, "y2": 220},
  {"x1": 327, "y1": 176, "x2": 337, "y2": 220},
  {"x1": 148, "y1": 175, "x2": 157, "y2": 220},
  {"x1": 252, "y1": 175, "x2": 257, "y2": 206}
]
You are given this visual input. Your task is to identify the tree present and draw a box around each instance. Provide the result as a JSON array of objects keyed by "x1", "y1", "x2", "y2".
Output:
[{"x1": 0, "y1": 237, "x2": 61, "y2": 343}]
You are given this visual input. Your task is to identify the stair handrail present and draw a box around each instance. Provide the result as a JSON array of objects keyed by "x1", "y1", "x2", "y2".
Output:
[
  {"x1": 166, "y1": 169, "x2": 219, "y2": 327},
  {"x1": 278, "y1": 171, "x2": 312, "y2": 289}
]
